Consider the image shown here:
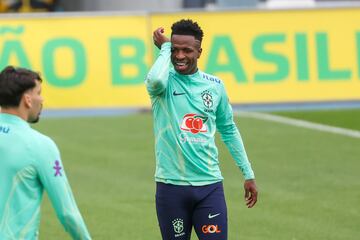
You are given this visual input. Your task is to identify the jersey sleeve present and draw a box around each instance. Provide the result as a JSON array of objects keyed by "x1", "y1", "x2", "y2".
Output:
[
  {"x1": 145, "y1": 42, "x2": 171, "y2": 97},
  {"x1": 215, "y1": 84, "x2": 255, "y2": 180},
  {"x1": 35, "y1": 136, "x2": 91, "y2": 240}
]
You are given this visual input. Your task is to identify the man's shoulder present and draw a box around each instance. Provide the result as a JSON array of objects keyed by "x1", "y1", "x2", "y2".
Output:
[{"x1": 29, "y1": 127, "x2": 57, "y2": 149}]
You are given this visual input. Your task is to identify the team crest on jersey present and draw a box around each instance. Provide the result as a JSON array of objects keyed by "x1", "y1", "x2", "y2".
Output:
[
  {"x1": 201, "y1": 90, "x2": 213, "y2": 108},
  {"x1": 201, "y1": 90, "x2": 214, "y2": 113},
  {"x1": 180, "y1": 113, "x2": 208, "y2": 134}
]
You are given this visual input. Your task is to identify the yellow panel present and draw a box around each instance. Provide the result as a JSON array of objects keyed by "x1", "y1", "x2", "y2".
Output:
[
  {"x1": 151, "y1": 8, "x2": 360, "y2": 104},
  {"x1": 0, "y1": 8, "x2": 359, "y2": 109}
]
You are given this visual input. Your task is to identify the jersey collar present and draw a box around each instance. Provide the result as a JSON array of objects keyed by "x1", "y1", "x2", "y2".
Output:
[
  {"x1": 173, "y1": 68, "x2": 201, "y2": 82},
  {"x1": 0, "y1": 113, "x2": 30, "y2": 128}
]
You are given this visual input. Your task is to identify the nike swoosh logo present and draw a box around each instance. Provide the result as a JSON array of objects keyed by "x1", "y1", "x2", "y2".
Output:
[
  {"x1": 208, "y1": 213, "x2": 221, "y2": 219},
  {"x1": 173, "y1": 90, "x2": 185, "y2": 96}
]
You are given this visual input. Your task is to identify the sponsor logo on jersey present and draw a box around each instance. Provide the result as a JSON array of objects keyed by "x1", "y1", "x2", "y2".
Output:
[
  {"x1": 202, "y1": 224, "x2": 222, "y2": 234},
  {"x1": 172, "y1": 218, "x2": 185, "y2": 237},
  {"x1": 178, "y1": 133, "x2": 207, "y2": 144},
  {"x1": 0, "y1": 125, "x2": 10, "y2": 134},
  {"x1": 202, "y1": 73, "x2": 221, "y2": 84},
  {"x1": 53, "y1": 160, "x2": 62, "y2": 177},
  {"x1": 173, "y1": 90, "x2": 186, "y2": 96},
  {"x1": 180, "y1": 113, "x2": 208, "y2": 134}
]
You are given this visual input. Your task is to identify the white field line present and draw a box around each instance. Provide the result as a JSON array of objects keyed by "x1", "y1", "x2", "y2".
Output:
[{"x1": 236, "y1": 111, "x2": 360, "y2": 139}]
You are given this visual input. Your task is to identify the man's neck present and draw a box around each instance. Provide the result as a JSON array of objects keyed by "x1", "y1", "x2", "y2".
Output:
[{"x1": 1, "y1": 107, "x2": 28, "y2": 121}]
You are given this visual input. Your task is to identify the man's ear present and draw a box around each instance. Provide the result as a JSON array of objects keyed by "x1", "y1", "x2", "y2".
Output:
[
  {"x1": 198, "y1": 47, "x2": 202, "y2": 59},
  {"x1": 22, "y1": 93, "x2": 32, "y2": 109}
]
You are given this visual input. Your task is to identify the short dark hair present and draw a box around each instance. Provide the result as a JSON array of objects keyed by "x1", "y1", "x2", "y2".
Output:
[
  {"x1": 0, "y1": 66, "x2": 42, "y2": 108},
  {"x1": 171, "y1": 19, "x2": 204, "y2": 42}
]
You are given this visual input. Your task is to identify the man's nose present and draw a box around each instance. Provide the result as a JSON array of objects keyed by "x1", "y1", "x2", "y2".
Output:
[{"x1": 176, "y1": 51, "x2": 185, "y2": 60}]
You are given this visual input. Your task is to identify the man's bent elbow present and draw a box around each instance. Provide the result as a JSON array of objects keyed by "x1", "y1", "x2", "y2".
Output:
[{"x1": 146, "y1": 78, "x2": 166, "y2": 95}]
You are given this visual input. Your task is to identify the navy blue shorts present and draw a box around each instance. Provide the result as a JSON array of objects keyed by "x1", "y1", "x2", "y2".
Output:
[{"x1": 156, "y1": 181, "x2": 227, "y2": 240}]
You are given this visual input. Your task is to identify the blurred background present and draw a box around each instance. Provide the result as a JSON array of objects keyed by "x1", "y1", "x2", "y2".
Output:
[
  {"x1": 0, "y1": 0, "x2": 360, "y2": 114},
  {"x1": 1, "y1": 0, "x2": 360, "y2": 113},
  {"x1": 0, "y1": 0, "x2": 359, "y2": 12}
]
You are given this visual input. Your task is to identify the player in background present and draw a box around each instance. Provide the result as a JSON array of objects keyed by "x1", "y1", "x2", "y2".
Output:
[
  {"x1": 0, "y1": 66, "x2": 91, "y2": 240},
  {"x1": 145, "y1": 19, "x2": 258, "y2": 240}
]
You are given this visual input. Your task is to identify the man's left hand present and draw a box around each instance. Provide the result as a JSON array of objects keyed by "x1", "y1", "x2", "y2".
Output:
[{"x1": 244, "y1": 179, "x2": 258, "y2": 208}]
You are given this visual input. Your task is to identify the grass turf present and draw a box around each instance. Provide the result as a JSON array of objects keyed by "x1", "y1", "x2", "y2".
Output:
[
  {"x1": 271, "y1": 108, "x2": 360, "y2": 131},
  {"x1": 33, "y1": 110, "x2": 360, "y2": 239}
]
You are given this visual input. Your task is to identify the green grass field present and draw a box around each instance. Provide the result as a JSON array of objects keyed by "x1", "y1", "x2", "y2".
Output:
[
  {"x1": 34, "y1": 109, "x2": 360, "y2": 239},
  {"x1": 272, "y1": 108, "x2": 360, "y2": 131}
]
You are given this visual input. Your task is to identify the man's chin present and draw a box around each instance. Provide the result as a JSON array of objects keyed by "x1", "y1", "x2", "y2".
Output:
[
  {"x1": 175, "y1": 68, "x2": 191, "y2": 75},
  {"x1": 28, "y1": 116, "x2": 40, "y2": 124}
]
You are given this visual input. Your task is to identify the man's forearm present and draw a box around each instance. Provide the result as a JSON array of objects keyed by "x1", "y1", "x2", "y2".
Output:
[
  {"x1": 145, "y1": 42, "x2": 171, "y2": 96},
  {"x1": 221, "y1": 126, "x2": 255, "y2": 180}
]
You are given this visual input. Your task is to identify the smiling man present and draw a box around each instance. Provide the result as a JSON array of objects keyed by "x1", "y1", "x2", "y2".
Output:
[
  {"x1": 0, "y1": 66, "x2": 91, "y2": 240},
  {"x1": 145, "y1": 19, "x2": 258, "y2": 240}
]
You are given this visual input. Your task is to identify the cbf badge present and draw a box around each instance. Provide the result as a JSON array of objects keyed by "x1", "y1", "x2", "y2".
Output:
[
  {"x1": 172, "y1": 218, "x2": 185, "y2": 237},
  {"x1": 201, "y1": 90, "x2": 213, "y2": 108},
  {"x1": 201, "y1": 90, "x2": 214, "y2": 113}
]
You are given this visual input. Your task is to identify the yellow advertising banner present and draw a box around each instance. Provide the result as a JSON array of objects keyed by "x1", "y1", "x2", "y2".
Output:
[
  {"x1": 0, "y1": 15, "x2": 152, "y2": 108},
  {"x1": 151, "y1": 8, "x2": 360, "y2": 104},
  {"x1": 1, "y1": 8, "x2": 360, "y2": 109}
]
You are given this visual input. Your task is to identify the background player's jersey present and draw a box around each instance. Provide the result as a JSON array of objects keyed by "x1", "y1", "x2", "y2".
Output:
[
  {"x1": 145, "y1": 42, "x2": 254, "y2": 186},
  {"x1": 0, "y1": 113, "x2": 91, "y2": 240}
]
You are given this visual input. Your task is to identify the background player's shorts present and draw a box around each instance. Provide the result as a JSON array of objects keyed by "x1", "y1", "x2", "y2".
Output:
[{"x1": 156, "y1": 181, "x2": 227, "y2": 240}]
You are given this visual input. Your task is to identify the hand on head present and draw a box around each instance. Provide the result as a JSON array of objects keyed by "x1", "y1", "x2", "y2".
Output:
[{"x1": 153, "y1": 27, "x2": 170, "y2": 49}]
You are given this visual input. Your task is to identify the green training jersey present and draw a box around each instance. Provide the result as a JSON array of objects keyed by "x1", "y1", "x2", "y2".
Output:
[
  {"x1": 0, "y1": 113, "x2": 91, "y2": 240},
  {"x1": 145, "y1": 42, "x2": 255, "y2": 186}
]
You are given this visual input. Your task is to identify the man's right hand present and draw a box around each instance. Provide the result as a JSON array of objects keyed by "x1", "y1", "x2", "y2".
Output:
[{"x1": 153, "y1": 27, "x2": 170, "y2": 49}]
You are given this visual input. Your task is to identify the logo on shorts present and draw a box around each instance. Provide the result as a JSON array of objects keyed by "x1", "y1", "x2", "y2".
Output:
[
  {"x1": 172, "y1": 218, "x2": 185, "y2": 237},
  {"x1": 202, "y1": 224, "x2": 222, "y2": 234},
  {"x1": 180, "y1": 113, "x2": 208, "y2": 134},
  {"x1": 208, "y1": 213, "x2": 221, "y2": 219}
]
